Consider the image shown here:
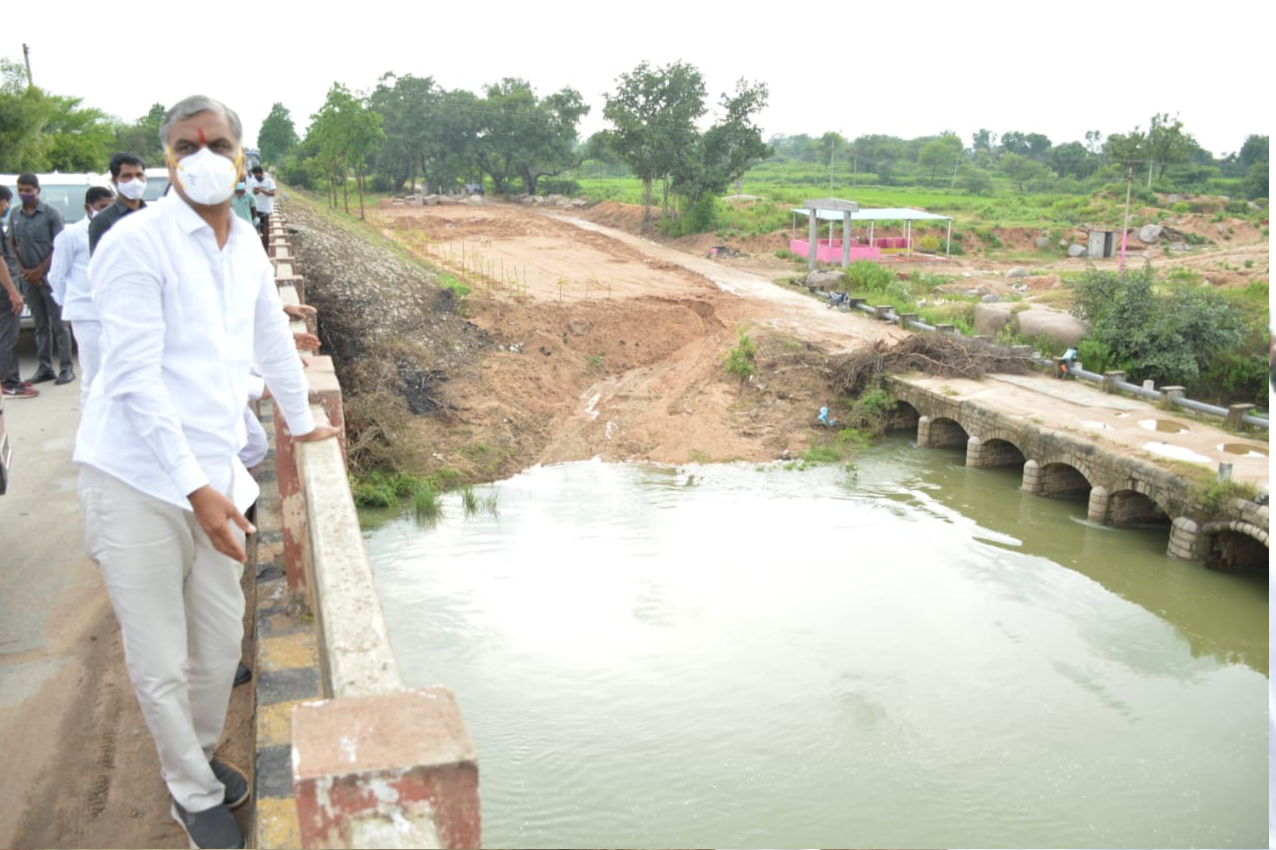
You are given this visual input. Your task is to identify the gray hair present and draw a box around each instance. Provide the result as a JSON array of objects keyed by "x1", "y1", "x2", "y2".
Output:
[{"x1": 158, "y1": 95, "x2": 244, "y2": 149}]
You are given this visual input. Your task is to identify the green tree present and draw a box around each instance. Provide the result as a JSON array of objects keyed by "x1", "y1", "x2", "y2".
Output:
[
  {"x1": 672, "y1": 78, "x2": 771, "y2": 208},
  {"x1": 1237, "y1": 134, "x2": 1268, "y2": 169},
  {"x1": 918, "y1": 134, "x2": 962, "y2": 186},
  {"x1": 112, "y1": 103, "x2": 166, "y2": 165},
  {"x1": 1071, "y1": 265, "x2": 1243, "y2": 386},
  {"x1": 603, "y1": 60, "x2": 706, "y2": 222},
  {"x1": 958, "y1": 167, "x2": 994, "y2": 196},
  {"x1": 1145, "y1": 112, "x2": 1192, "y2": 182},
  {"x1": 42, "y1": 95, "x2": 114, "y2": 172},
  {"x1": 0, "y1": 57, "x2": 52, "y2": 170},
  {"x1": 257, "y1": 102, "x2": 299, "y2": 164},
  {"x1": 306, "y1": 83, "x2": 384, "y2": 218},
  {"x1": 475, "y1": 78, "x2": 589, "y2": 195},
  {"x1": 368, "y1": 73, "x2": 442, "y2": 192}
]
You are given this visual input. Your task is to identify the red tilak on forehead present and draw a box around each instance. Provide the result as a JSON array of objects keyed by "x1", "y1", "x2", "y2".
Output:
[{"x1": 198, "y1": 127, "x2": 206, "y2": 144}]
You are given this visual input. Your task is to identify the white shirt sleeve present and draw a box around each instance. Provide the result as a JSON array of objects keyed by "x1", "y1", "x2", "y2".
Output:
[
  {"x1": 47, "y1": 227, "x2": 74, "y2": 306},
  {"x1": 90, "y1": 228, "x2": 210, "y2": 498},
  {"x1": 251, "y1": 264, "x2": 315, "y2": 437}
]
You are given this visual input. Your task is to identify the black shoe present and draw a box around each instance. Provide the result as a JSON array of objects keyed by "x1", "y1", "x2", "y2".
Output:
[
  {"x1": 233, "y1": 662, "x2": 252, "y2": 687},
  {"x1": 210, "y1": 757, "x2": 251, "y2": 809},
  {"x1": 55, "y1": 368, "x2": 75, "y2": 385},
  {"x1": 170, "y1": 798, "x2": 244, "y2": 849},
  {"x1": 30, "y1": 370, "x2": 57, "y2": 383}
]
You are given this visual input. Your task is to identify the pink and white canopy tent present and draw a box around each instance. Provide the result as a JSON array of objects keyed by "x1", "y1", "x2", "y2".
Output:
[{"x1": 790, "y1": 205, "x2": 955, "y2": 264}]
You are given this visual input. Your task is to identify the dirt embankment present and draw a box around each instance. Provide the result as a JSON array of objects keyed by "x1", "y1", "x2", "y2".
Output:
[{"x1": 286, "y1": 197, "x2": 863, "y2": 482}]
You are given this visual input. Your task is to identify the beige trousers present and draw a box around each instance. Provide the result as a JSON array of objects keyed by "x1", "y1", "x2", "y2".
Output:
[{"x1": 78, "y1": 465, "x2": 244, "y2": 813}]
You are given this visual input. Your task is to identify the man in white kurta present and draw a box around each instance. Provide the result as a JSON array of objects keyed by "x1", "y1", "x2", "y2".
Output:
[{"x1": 73, "y1": 95, "x2": 337, "y2": 850}]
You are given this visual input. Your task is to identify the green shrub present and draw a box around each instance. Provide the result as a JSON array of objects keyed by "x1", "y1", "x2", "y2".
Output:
[
  {"x1": 723, "y1": 329, "x2": 758, "y2": 381},
  {"x1": 846, "y1": 260, "x2": 894, "y2": 291}
]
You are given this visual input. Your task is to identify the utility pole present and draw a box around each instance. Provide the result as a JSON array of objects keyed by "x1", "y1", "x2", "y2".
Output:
[
  {"x1": 1119, "y1": 164, "x2": 1134, "y2": 277},
  {"x1": 21, "y1": 43, "x2": 33, "y2": 86},
  {"x1": 851, "y1": 145, "x2": 859, "y2": 202},
  {"x1": 828, "y1": 136, "x2": 836, "y2": 198}
]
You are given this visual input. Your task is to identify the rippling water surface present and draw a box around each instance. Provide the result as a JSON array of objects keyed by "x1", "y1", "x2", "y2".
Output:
[{"x1": 363, "y1": 436, "x2": 1268, "y2": 849}]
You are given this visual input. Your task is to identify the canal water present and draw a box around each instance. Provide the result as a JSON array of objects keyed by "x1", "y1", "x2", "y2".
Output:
[{"x1": 362, "y1": 435, "x2": 1268, "y2": 849}]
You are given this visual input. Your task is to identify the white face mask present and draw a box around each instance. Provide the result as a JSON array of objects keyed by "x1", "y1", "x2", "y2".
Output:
[
  {"x1": 170, "y1": 146, "x2": 241, "y2": 206},
  {"x1": 116, "y1": 177, "x2": 147, "y2": 201}
]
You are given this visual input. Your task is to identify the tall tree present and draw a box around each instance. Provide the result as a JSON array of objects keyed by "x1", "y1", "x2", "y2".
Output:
[
  {"x1": 307, "y1": 83, "x2": 384, "y2": 217},
  {"x1": 918, "y1": 134, "x2": 963, "y2": 186},
  {"x1": 257, "y1": 102, "x2": 299, "y2": 164},
  {"x1": 0, "y1": 58, "x2": 57, "y2": 171},
  {"x1": 475, "y1": 78, "x2": 589, "y2": 195},
  {"x1": 112, "y1": 103, "x2": 166, "y2": 165},
  {"x1": 42, "y1": 95, "x2": 114, "y2": 172},
  {"x1": 1145, "y1": 112, "x2": 1192, "y2": 182},
  {"x1": 672, "y1": 79, "x2": 771, "y2": 206},
  {"x1": 368, "y1": 73, "x2": 441, "y2": 193},
  {"x1": 603, "y1": 60, "x2": 706, "y2": 222}
]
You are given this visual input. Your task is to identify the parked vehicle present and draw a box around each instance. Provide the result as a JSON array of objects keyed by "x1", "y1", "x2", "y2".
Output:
[{"x1": 825, "y1": 291, "x2": 851, "y2": 312}]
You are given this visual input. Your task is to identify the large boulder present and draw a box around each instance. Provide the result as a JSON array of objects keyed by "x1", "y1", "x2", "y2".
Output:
[
  {"x1": 1007, "y1": 267, "x2": 1029, "y2": 278},
  {"x1": 1015, "y1": 309, "x2": 1089, "y2": 347},
  {"x1": 1067, "y1": 244, "x2": 1087, "y2": 258},
  {"x1": 1138, "y1": 224, "x2": 1164, "y2": 243},
  {"x1": 973, "y1": 302, "x2": 1014, "y2": 337},
  {"x1": 805, "y1": 269, "x2": 844, "y2": 291}
]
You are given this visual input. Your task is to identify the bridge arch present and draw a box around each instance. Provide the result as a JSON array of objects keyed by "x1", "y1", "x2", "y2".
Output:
[
  {"x1": 917, "y1": 415, "x2": 969, "y2": 449},
  {"x1": 1023, "y1": 459, "x2": 1093, "y2": 499},
  {"x1": 966, "y1": 435, "x2": 1026, "y2": 469},
  {"x1": 1200, "y1": 520, "x2": 1270, "y2": 573}
]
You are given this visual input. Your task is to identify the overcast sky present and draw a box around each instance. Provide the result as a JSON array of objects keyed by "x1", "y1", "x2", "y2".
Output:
[{"x1": 9, "y1": 2, "x2": 1268, "y2": 162}]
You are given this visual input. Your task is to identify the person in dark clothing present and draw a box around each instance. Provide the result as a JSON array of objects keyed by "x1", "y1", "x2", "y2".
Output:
[
  {"x1": 89, "y1": 152, "x2": 149, "y2": 254},
  {"x1": 0, "y1": 186, "x2": 36, "y2": 398},
  {"x1": 10, "y1": 174, "x2": 71, "y2": 385}
]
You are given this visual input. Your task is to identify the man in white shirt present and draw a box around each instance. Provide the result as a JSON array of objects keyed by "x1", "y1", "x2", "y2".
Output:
[
  {"x1": 74, "y1": 95, "x2": 337, "y2": 850},
  {"x1": 247, "y1": 164, "x2": 276, "y2": 250},
  {"x1": 47, "y1": 186, "x2": 115, "y2": 406}
]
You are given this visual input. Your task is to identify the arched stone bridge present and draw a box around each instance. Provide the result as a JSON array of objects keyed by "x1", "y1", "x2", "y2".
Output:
[{"x1": 885, "y1": 374, "x2": 1270, "y2": 571}]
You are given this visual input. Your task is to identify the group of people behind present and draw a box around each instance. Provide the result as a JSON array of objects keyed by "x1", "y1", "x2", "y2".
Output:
[{"x1": 0, "y1": 156, "x2": 276, "y2": 401}]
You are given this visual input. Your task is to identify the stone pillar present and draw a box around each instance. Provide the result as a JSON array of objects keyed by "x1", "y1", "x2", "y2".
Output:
[
  {"x1": 936, "y1": 324, "x2": 955, "y2": 334},
  {"x1": 1159, "y1": 386, "x2": 1185, "y2": 411},
  {"x1": 1087, "y1": 486, "x2": 1110, "y2": 524},
  {"x1": 965, "y1": 436, "x2": 985, "y2": 468},
  {"x1": 897, "y1": 312, "x2": 918, "y2": 330},
  {"x1": 1167, "y1": 516, "x2": 1203, "y2": 562},
  {"x1": 848, "y1": 297, "x2": 867, "y2": 311},
  {"x1": 916, "y1": 415, "x2": 933, "y2": 448},
  {"x1": 1021, "y1": 459, "x2": 1043, "y2": 495},
  {"x1": 1102, "y1": 371, "x2": 1126, "y2": 394},
  {"x1": 807, "y1": 211, "x2": 818, "y2": 270},
  {"x1": 1225, "y1": 403, "x2": 1256, "y2": 430},
  {"x1": 293, "y1": 688, "x2": 480, "y2": 850},
  {"x1": 874, "y1": 305, "x2": 893, "y2": 320}
]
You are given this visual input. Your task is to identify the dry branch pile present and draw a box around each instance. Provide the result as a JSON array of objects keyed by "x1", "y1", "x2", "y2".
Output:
[{"x1": 829, "y1": 334, "x2": 1039, "y2": 395}]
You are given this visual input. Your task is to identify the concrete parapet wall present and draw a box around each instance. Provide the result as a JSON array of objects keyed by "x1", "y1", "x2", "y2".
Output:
[{"x1": 250, "y1": 209, "x2": 480, "y2": 848}]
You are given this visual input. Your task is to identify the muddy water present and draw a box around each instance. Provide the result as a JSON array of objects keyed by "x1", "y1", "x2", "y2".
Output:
[{"x1": 362, "y1": 435, "x2": 1268, "y2": 849}]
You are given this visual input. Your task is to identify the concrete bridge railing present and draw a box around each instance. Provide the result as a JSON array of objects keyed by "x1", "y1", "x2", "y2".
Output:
[{"x1": 263, "y1": 210, "x2": 481, "y2": 849}]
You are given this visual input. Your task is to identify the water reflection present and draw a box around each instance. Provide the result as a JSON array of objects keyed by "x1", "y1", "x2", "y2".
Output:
[{"x1": 362, "y1": 441, "x2": 1268, "y2": 849}]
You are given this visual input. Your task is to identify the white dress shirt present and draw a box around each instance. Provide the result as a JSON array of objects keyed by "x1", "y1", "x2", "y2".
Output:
[
  {"x1": 47, "y1": 216, "x2": 96, "y2": 321},
  {"x1": 74, "y1": 194, "x2": 315, "y2": 512},
  {"x1": 249, "y1": 175, "x2": 276, "y2": 215}
]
